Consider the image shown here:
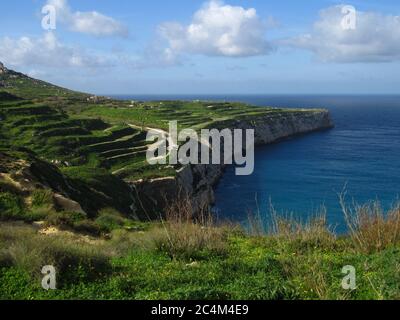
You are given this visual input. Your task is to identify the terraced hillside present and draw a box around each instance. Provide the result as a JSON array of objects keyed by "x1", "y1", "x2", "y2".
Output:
[
  {"x1": 0, "y1": 94, "x2": 172, "y2": 218},
  {"x1": 81, "y1": 99, "x2": 319, "y2": 132},
  {"x1": 0, "y1": 62, "x2": 332, "y2": 221}
]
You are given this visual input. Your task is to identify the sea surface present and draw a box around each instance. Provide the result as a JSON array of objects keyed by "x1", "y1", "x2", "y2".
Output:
[{"x1": 114, "y1": 94, "x2": 400, "y2": 232}]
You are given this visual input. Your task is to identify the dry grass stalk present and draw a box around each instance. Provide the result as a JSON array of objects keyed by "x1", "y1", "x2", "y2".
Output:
[{"x1": 340, "y1": 189, "x2": 400, "y2": 253}]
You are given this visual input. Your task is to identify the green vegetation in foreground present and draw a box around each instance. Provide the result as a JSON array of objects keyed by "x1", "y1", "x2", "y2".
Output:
[
  {"x1": 1, "y1": 198, "x2": 400, "y2": 300},
  {"x1": 1, "y1": 155, "x2": 398, "y2": 300}
]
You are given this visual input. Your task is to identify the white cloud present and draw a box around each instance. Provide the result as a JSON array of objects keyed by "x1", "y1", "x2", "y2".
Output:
[
  {"x1": 0, "y1": 32, "x2": 111, "y2": 69},
  {"x1": 285, "y1": 5, "x2": 400, "y2": 63},
  {"x1": 158, "y1": 0, "x2": 272, "y2": 58},
  {"x1": 46, "y1": 0, "x2": 128, "y2": 37}
]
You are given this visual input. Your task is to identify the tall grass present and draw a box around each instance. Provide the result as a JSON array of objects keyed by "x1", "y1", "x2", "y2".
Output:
[
  {"x1": 156, "y1": 195, "x2": 229, "y2": 260},
  {"x1": 0, "y1": 222, "x2": 110, "y2": 283},
  {"x1": 247, "y1": 192, "x2": 400, "y2": 254},
  {"x1": 247, "y1": 200, "x2": 336, "y2": 246},
  {"x1": 340, "y1": 191, "x2": 400, "y2": 253}
]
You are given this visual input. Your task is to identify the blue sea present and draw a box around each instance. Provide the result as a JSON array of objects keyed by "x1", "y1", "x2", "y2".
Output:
[{"x1": 114, "y1": 94, "x2": 400, "y2": 232}]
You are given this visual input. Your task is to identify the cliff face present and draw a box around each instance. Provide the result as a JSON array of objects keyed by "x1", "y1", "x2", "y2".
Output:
[{"x1": 132, "y1": 110, "x2": 334, "y2": 219}]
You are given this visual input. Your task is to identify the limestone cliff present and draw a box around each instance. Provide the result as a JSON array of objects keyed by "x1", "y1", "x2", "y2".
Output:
[{"x1": 132, "y1": 109, "x2": 333, "y2": 219}]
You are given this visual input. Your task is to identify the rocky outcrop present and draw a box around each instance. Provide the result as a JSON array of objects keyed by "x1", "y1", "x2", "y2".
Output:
[
  {"x1": 131, "y1": 110, "x2": 334, "y2": 219},
  {"x1": 0, "y1": 151, "x2": 134, "y2": 218},
  {"x1": 53, "y1": 193, "x2": 86, "y2": 214}
]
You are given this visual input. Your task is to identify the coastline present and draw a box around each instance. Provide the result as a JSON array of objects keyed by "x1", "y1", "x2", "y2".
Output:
[{"x1": 131, "y1": 109, "x2": 334, "y2": 219}]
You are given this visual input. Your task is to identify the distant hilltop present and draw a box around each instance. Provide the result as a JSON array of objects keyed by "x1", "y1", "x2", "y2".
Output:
[{"x1": 0, "y1": 62, "x2": 89, "y2": 99}]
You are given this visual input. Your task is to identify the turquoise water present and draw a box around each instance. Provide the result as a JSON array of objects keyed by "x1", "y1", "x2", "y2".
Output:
[{"x1": 115, "y1": 95, "x2": 400, "y2": 232}]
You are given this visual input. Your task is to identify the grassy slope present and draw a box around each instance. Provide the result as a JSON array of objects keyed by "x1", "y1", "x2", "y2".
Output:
[
  {"x1": 1, "y1": 217, "x2": 399, "y2": 300},
  {"x1": 1, "y1": 171, "x2": 400, "y2": 300}
]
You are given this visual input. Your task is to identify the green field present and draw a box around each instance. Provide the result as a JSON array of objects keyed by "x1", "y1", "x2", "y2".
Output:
[{"x1": 1, "y1": 206, "x2": 400, "y2": 300}]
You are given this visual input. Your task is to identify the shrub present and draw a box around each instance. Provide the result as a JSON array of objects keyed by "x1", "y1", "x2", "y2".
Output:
[
  {"x1": 0, "y1": 192, "x2": 25, "y2": 221},
  {"x1": 73, "y1": 220, "x2": 101, "y2": 236},
  {"x1": 340, "y1": 195, "x2": 400, "y2": 253},
  {"x1": 271, "y1": 215, "x2": 336, "y2": 249},
  {"x1": 24, "y1": 206, "x2": 54, "y2": 222},
  {"x1": 155, "y1": 196, "x2": 229, "y2": 261},
  {"x1": 31, "y1": 189, "x2": 53, "y2": 208},
  {"x1": 45, "y1": 211, "x2": 86, "y2": 230},
  {"x1": 45, "y1": 210, "x2": 104, "y2": 236},
  {"x1": 95, "y1": 208, "x2": 125, "y2": 233}
]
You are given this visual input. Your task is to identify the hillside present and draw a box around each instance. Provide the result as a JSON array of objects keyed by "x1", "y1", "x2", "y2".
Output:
[
  {"x1": 1, "y1": 63, "x2": 400, "y2": 301},
  {"x1": 0, "y1": 62, "x2": 86, "y2": 100},
  {"x1": 0, "y1": 62, "x2": 332, "y2": 220}
]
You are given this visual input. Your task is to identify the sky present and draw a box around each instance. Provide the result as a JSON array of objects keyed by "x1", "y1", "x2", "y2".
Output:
[{"x1": 0, "y1": 0, "x2": 399, "y2": 94}]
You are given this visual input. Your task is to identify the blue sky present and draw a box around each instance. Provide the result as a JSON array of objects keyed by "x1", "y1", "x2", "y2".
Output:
[{"x1": 0, "y1": 0, "x2": 399, "y2": 94}]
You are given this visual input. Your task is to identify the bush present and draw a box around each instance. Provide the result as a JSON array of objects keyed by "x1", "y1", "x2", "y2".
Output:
[
  {"x1": 0, "y1": 190, "x2": 54, "y2": 222},
  {"x1": 45, "y1": 211, "x2": 86, "y2": 230},
  {"x1": 0, "y1": 192, "x2": 25, "y2": 221},
  {"x1": 45, "y1": 211, "x2": 103, "y2": 236},
  {"x1": 31, "y1": 189, "x2": 53, "y2": 208},
  {"x1": 154, "y1": 223, "x2": 228, "y2": 261},
  {"x1": 73, "y1": 220, "x2": 101, "y2": 236},
  {"x1": 25, "y1": 206, "x2": 54, "y2": 222},
  {"x1": 95, "y1": 208, "x2": 125, "y2": 233},
  {"x1": 341, "y1": 196, "x2": 400, "y2": 253},
  {"x1": 155, "y1": 197, "x2": 229, "y2": 261}
]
